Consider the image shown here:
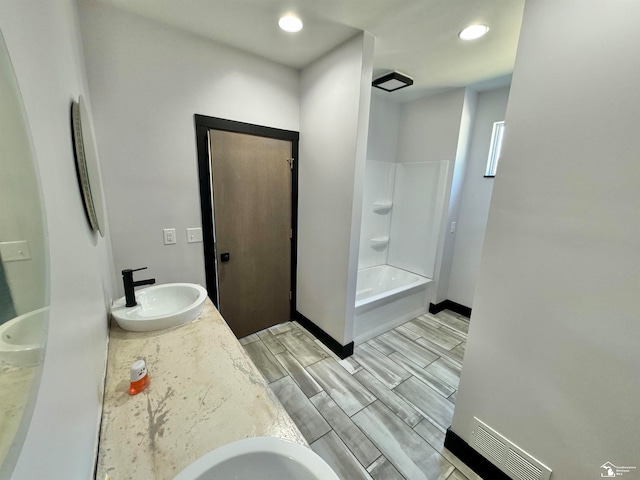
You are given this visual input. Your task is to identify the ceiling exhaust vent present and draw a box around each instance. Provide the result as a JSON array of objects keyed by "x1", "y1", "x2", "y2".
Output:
[
  {"x1": 372, "y1": 71, "x2": 413, "y2": 92},
  {"x1": 472, "y1": 418, "x2": 552, "y2": 480}
]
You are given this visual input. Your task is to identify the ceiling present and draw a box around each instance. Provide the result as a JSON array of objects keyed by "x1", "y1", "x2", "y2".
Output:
[{"x1": 97, "y1": 0, "x2": 525, "y2": 102}]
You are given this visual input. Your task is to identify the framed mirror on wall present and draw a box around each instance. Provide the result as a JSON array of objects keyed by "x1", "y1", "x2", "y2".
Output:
[
  {"x1": 0, "y1": 28, "x2": 49, "y2": 476},
  {"x1": 71, "y1": 94, "x2": 106, "y2": 236}
]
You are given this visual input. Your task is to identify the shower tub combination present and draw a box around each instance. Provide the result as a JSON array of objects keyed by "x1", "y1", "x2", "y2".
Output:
[{"x1": 353, "y1": 265, "x2": 431, "y2": 344}]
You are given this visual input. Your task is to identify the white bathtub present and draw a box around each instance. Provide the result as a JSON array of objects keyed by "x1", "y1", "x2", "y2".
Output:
[{"x1": 354, "y1": 265, "x2": 431, "y2": 344}]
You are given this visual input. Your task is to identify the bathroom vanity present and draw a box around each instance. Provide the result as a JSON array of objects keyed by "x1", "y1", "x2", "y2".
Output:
[{"x1": 96, "y1": 299, "x2": 305, "y2": 479}]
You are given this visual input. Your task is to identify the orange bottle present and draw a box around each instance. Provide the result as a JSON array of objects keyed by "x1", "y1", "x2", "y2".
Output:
[{"x1": 129, "y1": 359, "x2": 149, "y2": 395}]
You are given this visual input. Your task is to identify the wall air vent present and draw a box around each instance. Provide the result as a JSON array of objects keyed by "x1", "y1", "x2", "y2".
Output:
[
  {"x1": 506, "y1": 449, "x2": 545, "y2": 480},
  {"x1": 472, "y1": 418, "x2": 552, "y2": 480},
  {"x1": 475, "y1": 425, "x2": 507, "y2": 463}
]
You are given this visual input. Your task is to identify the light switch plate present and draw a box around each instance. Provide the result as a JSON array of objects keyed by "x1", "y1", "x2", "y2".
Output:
[
  {"x1": 0, "y1": 240, "x2": 32, "y2": 262},
  {"x1": 186, "y1": 227, "x2": 203, "y2": 243},
  {"x1": 163, "y1": 228, "x2": 176, "y2": 245}
]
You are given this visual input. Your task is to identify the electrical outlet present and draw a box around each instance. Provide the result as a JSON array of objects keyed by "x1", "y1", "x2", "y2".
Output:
[
  {"x1": 186, "y1": 227, "x2": 203, "y2": 243},
  {"x1": 0, "y1": 240, "x2": 31, "y2": 262},
  {"x1": 163, "y1": 228, "x2": 176, "y2": 245},
  {"x1": 450, "y1": 221, "x2": 457, "y2": 233}
]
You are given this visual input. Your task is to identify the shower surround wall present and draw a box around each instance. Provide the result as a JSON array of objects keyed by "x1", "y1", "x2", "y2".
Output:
[
  {"x1": 387, "y1": 162, "x2": 448, "y2": 278},
  {"x1": 355, "y1": 90, "x2": 474, "y2": 342},
  {"x1": 358, "y1": 161, "x2": 395, "y2": 269},
  {"x1": 358, "y1": 94, "x2": 400, "y2": 271},
  {"x1": 358, "y1": 161, "x2": 448, "y2": 277},
  {"x1": 355, "y1": 160, "x2": 448, "y2": 343}
]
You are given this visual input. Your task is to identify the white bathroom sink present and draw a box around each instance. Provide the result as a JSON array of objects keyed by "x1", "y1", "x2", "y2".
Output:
[
  {"x1": 173, "y1": 437, "x2": 339, "y2": 480},
  {"x1": 0, "y1": 307, "x2": 48, "y2": 368},
  {"x1": 111, "y1": 283, "x2": 207, "y2": 332}
]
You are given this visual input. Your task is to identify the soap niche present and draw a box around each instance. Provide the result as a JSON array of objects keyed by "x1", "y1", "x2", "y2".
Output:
[
  {"x1": 370, "y1": 236, "x2": 389, "y2": 250},
  {"x1": 370, "y1": 201, "x2": 392, "y2": 250},
  {"x1": 372, "y1": 201, "x2": 393, "y2": 214}
]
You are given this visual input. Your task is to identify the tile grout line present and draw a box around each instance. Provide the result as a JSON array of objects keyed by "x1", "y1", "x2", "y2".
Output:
[
  {"x1": 306, "y1": 382, "x2": 381, "y2": 473},
  {"x1": 387, "y1": 354, "x2": 456, "y2": 399},
  {"x1": 242, "y1": 312, "x2": 468, "y2": 480},
  {"x1": 358, "y1": 399, "x2": 455, "y2": 479},
  {"x1": 351, "y1": 370, "x2": 428, "y2": 430},
  {"x1": 303, "y1": 362, "x2": 393, "y2": 472},
  {"x1": 366, "y1": 456, "x2": 409, "y2": 480},
  {"x1": 283, "y1": 339, "x2": 380, "y2": 472},
  {"x1": 273, "y1": 352, "x2": 325, "y2": 398},
  {"x1": 391, "y1": 375, "x2": 452, "y2": 433},
  {"x1": 364, "y1": 341, "x2": 396, "y2": 357},
  {"x1": 311, "y1": 386, "x2": 383, "y2": 469}
]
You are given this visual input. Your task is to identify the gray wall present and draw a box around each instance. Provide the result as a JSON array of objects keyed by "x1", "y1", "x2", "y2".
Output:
[
  {"x1": 79, "y1": 3, "x2": 300, "y2": 295},
  {"x1": 395, "y1": 88, "x2": 474, "y2": 305},
  {"x1": 434, "y1": 89, "x2": 476, "y2": 304},
  {"x1": 297, "y1": 33, "x2": 374, "y2": 345},
  {"x1": 0, "y1": 0, "x2": 114, "y2": 477},
  {"x1": 448, "y1": 86, "x2": 510, "y2": 308},
  {"x1": 366, "y1": 92, "x2": 401, "y2": 163},
  {"x1": 0, "y1": 37, "x2": 47, "y2": 319},
  {"x1": 396, "y1": 89, "x2": 466, "y2": 165},
  {"x1": 452, "y1": 1, "x2": 640, "y2": 478}
]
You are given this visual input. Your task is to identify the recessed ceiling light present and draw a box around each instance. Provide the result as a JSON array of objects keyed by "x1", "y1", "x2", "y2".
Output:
[
  {"x1": 279, "y1": 15, "x2": 303, "y2": 33},
  {"x1": 459, "y1": 24, "x2": 490, "y2": 41}
]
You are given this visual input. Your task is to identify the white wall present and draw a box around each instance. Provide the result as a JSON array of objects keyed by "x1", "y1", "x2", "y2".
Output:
[
  {"x1": 78, "y1": 2, "x2": 300, "y2": 295},
  {"x1": 0, "y1": 0, "x2": 114, "y2": 477},
  {"x1": 452, "y1": 1, "x2": 640, "y2": 478},
  {"x1": 448, "y1": 87, "x2": 510, "y2": 308},
  {"x1": 298, "y1": 32, "x2": 374, "y2": 345}
]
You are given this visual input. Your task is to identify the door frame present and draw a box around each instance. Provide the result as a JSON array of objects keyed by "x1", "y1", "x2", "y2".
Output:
[{"x1": 194, "y1": 115, "x2": 299, "y2": 320}]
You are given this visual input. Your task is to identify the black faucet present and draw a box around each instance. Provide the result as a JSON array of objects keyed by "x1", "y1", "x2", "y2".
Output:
[{"x1": 122, "y1": 267, "x2": 156, "y2": 307}]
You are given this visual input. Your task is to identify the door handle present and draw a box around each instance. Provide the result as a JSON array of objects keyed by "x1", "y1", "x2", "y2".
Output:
[{"x1": 220, "y1": 252, "x2": 230, "y2": 263}]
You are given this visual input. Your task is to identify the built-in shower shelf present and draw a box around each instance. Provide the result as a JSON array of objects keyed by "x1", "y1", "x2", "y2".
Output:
[
  {"x1": 372, "y1": 202, "x2": 393, "y2": 214},
  {"x1": 370, "y1": 236, "x2": 389, "y2": 250}
]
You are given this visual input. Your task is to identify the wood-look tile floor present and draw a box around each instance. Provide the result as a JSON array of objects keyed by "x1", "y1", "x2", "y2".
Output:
[{"x1": 241, "y1": 310, "x2": 479, "y2": 480}]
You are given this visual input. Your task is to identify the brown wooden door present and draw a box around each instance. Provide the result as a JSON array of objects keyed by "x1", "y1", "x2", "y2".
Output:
[{"x1": 209, "y1": 130, "x2": 292, "y2": 338}]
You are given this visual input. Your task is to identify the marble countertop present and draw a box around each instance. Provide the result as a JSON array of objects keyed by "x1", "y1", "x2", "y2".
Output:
[
  {"x1": 96, "y1": 299, "x2": 305, "y2": 480},
  {"x1": 0, "y1": 363, "x2": 36, "y2": 465}
]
